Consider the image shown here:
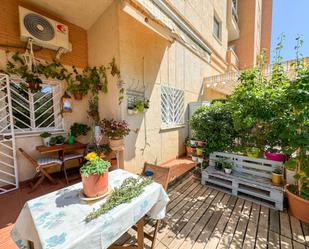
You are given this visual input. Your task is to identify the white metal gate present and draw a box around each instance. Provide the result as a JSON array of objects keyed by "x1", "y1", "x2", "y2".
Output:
[{"x1": 0, "y1": 74, "x2": 19, "y2": 194}]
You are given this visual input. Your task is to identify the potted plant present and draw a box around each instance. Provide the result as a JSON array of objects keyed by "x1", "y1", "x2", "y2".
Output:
[
  {"x1": 272, "y1": 167, "x2": 283, "y2": 185},
  {"x1": 101, "y1": 119, "x2": 130, "y2": 150},
  {"x1": 70, "y1": 123, "x2": 90, "y2": 138},
  {"x1": 55, "y1": 135, "x2": 65, "y2": 145},
  {"x1": 196, "y1": 146, "x2": 203, "y2": 156},
  {"x1": 191, "y1": 152, "x2": 198, "y2": 162},
  {"x1": 265, "y1": 148, "x2": 286, "y2": 162},
  {"x1": 190, "y1": 138, "x2": 197, "y2": 147},
  {"x1": 40, "y1": 132, "x2": 51, "y2": 146},
  {"x1": 184, "y1": 138, "x2": 193, "y2": 157},
  {"x1": 197, "y1": 156, "x2": 204, "y2": 164},
  {"x1": 49, "y1": 136, "x2": 57, "y2": 146},
  {"x1": 246, "y1": 147, "x2": 261, "y2": 158},
  {"x1": 284, "y1": 159, "x2": 297, "y2": 185},
  {"x1": 67, "y1": 81, "x2": 89, "y2": 100},
  {"x1": 80, "y1": 152, "x2": 111, "y2": 198},
  {"x1": 196, "y1": 140, "x2": 206, "y2": 147},
  {"x1": 214, "y1": 159, "x2": 224, "y2": 170},
  {"x1": 127, "y1": 103, "x2": 135, "y2": 115},
  {"x1": 223, "y1": 161, "x2": 233, "y2": 174},
  {"x1": 134, "y1": 100, "x2": 145, "y2": 113},
  {"x1": 192, "y1": 167, "x2": 201, "y2": 179}
]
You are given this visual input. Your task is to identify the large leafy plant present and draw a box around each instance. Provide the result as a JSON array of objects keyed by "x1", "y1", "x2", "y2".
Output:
[
  {"x1": 100, "y1": 119, "x2": 130, "y2": 139},
  {"x1": 70, "y1": 123, "x2": 90, "y2": 137},
  {"x1": 190, "y1": 102, "x2": 237, "y2": 156}
]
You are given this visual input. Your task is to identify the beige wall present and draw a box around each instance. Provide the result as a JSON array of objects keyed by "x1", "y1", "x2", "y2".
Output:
[{"x1": 117, "y1": 5, "x2": 221, "y2": 173}]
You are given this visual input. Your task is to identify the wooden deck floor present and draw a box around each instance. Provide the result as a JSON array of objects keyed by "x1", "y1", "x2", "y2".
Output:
[
  {"x1": 0, "y1": 173, "x2": 308, "y2": 249},
  {"x1": 116, "y1": 175, "x2": 309, "y2": 249}
]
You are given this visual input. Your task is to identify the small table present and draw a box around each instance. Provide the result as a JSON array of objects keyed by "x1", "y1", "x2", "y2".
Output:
[
  {"x1": 36, "y1": 141, "x2": 86, "y2": 159},
  {"x1": 11, "y1": 169, "x2": 169, "y2": 249}
]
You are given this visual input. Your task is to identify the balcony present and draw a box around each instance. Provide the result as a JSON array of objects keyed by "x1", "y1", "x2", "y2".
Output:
[
  {"x1": 227, "y1": 0, "x2": 240, "y2": 42},
  {"x1": 226, "y1": 48, "x2": 239, "y2": 70}
]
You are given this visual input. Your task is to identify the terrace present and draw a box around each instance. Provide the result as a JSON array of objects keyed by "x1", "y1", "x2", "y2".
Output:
[{"x1": 0, "y1": 0, "x2": 308, "y2": 249}]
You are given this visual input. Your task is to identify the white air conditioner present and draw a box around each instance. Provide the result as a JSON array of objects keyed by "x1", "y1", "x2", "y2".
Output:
[{"x1": 19, "y1": 6, "x2": 72, "y2": 53}]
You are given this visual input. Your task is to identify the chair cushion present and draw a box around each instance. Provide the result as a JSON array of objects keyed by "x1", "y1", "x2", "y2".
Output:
[
  {"x1": 63, "y1": 153, "x2": 84, "y2": 162},
  {"x1": 37, "y1": 157, "x2": 62, "y2": 166}
]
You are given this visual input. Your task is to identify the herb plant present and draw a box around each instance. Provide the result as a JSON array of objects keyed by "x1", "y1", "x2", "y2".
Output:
[
  {"x1": 85, "y1": 176, "x2": 152, "y2": 222},
  {"x1": 40, "y1": 132, "x2": 51, "y2": 138}
]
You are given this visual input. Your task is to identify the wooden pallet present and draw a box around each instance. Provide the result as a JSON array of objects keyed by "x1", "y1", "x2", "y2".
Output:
[{"x1": 202, "y1": 152, "x2": 284, "y2": 210}]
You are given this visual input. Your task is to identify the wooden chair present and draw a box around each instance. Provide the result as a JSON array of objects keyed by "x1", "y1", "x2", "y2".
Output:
[
  {"x1": 19, "y1": 148, "x2": 62, "y2": 192},
  {"x1": 61, "y1": 153, "x2": 84, "y2": 184},
  {"x1": 133, "y1": 162, "x2": 170, "y2": 249}
]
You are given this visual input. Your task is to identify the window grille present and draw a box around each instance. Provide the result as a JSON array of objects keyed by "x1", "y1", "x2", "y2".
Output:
[
  {"x1": 160, "y1": 85, "x2": 184, "y2": 128},
  {"x1": 1, "y1": 77, "x2": 64, "y2": 135}
]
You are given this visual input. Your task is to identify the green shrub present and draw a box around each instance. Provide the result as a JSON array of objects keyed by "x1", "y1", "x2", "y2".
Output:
[{"x1": 190, "y1": 102, "x2": 237, "y2": 156}]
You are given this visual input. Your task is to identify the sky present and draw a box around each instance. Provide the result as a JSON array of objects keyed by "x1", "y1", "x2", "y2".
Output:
[{"x1": 270, "y1": 0, "x2": 309, "y2": 63}]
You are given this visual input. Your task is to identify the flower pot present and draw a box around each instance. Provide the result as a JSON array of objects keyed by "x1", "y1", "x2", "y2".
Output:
[
  {"x1": 191, "y1": 147, "x2": 197, "y2": 153},
  {"x1": 73, "y1": 92, "x2": 83, "y2": 100},
  {"x1": 285, "y1": 168, "x2": 296, "y2": 185},
  {"x1": 128, "y1": 109, "x2": 134, "y2": 115},
  {"x1": 196, "y1": 141, "x2": 205, "y2": 147},
  {"x1": 67, "y1": 135, "x2": 74, "y2": 145},
  {"x1": 186, "y1": 146, "x2": 193, "y2": 157},
  {"x1": 286, "y1": 185, "x2": 309, "y2": 223},
  {"x1": 197, "y1": 157, "x2": 204, "y2": 163},
  {"x1": 82, "y1": 172, "x2": 108, "y2": 198},
  {"x1": 265, "y1": 151, "x2": 286, "y2": 162},
  {"x1": 190, "y1": 139, "x2": 197, "y2": 147},
  {"x1": 109, "y1": 138, "x2": 124, "y2": 150},
  {"x1": 224, "y1": 168, "x2": 232, "y2": 174},
  {"x1": 272, "y1": 172, "x2": 282, "y2": 185},
  {"x1": 42, "y1": 137, "x2": 51, "y2": 146},
  {"x1": 191, "y1": 156, "x2": 198, "y2": 162},
  {"x1": 196, "y1": 148, "x2": 203, "y2": 156}
]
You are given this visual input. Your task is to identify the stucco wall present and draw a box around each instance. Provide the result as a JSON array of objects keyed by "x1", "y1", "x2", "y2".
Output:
[{"x1": 118, "y1": 7, "x2": 222, "y2": 173}]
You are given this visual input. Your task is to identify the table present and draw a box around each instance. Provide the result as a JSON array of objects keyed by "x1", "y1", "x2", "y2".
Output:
[
  {"x1": 36, "y1": 141, "x2": 86, "y2": 159},
  {"x1": 11, "y1": 169, "x2": 169, "y2": 249}
]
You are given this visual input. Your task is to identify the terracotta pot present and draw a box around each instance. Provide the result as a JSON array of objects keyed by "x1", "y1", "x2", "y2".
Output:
[
  {"x1": 286, "y1": 185, "x2": 309, "y2": 223},
  {"x1": 265, "y1": 151, "x2": 286, "y2": 162},
  {"x1": 109, "y1": 138, "x2": 124, "y2": 150},
  {"x1": 82, "y1": 172, "x2": 108, "y2": 198},
  {"x1": 186, "y1": 146, "x2": 193, "y2": 157},
  {"x1": 272, "y1": 172, "x2": 282, "y2": 185},
  {"x1": 73, "y1": 92, "x2": 83, "y2": 100}
]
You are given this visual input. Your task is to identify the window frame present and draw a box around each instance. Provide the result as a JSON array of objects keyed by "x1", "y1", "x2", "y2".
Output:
[
  {"x1": 160, "y1": 85, "x2": 185, "y2": 129},
  {"x1": 4, "y1": 76, "x2": 64, "y2": 136},
  {"x1": 213, "y1": 14, "x2": 222, "y2": 41}
]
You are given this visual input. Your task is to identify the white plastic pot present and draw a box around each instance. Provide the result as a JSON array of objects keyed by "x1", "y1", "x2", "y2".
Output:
[
  {"x1": 197, "y1": 157, "x2": 204, "y2": 163},
  {"x1": 224, "y1": 168, "x2": 232, "y2": 174},
  {"x1": 42, "y1": 137, "x2": 51, "y2": 146},
  {"x1": 192, "y1": 156, "x2": 198, "y2": 162}
]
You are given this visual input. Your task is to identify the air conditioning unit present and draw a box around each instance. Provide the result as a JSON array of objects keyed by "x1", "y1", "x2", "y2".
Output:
[{"x1": 19, "y1": 6, "x2": 72, "y2": 53}]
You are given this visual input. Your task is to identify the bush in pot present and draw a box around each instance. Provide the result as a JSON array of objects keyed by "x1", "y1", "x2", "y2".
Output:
[
  {"x1": 223, "y1": 161, "x2": 233, "y2": 174},
  {"x1": 190, "y1": 102, "x2": 237, "y2": 157},
  {"x1": 70, "y1": 123, "x2": 90, "y2": 138},
  {"x1": 80, "y1": 152, "x2": 111, "y2": 198},
  {"x1": 101, "y1": 119, "x2": 130, "y2": 150}
]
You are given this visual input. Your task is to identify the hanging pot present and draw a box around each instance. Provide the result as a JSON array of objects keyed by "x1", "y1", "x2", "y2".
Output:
[
  {"x1": 109, "y1": 138, "x2": 124, "y2": 150},
  {"x1": 82, "y1": 172, "x2": 108, "y2": 198},
  {"x1": 74, "y1": 92, "x2": 83, "y2": 100}
]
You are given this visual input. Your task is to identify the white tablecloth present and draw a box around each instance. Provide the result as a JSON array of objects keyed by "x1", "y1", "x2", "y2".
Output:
[{"x1": 11, "y1": 169, "x2": 169, "y2": 249}]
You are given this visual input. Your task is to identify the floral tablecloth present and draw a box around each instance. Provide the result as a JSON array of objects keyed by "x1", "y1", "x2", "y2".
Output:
[{"x1": 11, "y1": 169, "x2": 169, "y2": 249}]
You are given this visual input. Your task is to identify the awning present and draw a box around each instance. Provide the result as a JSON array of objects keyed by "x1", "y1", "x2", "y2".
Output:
[{"x1": 122, "y1": 0, "x2": 212, "y2": 62}]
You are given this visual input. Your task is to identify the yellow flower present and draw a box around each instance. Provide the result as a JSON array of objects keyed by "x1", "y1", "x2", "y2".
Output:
[
  {"x1": 85, "y1": 152, "x2": 97, "y2": 161},
  {"x1": 300, "y1": 171, "x2": 305, "y2": 177}
]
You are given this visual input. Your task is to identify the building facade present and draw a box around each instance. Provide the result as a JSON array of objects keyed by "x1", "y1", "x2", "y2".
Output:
[{"x1": 0, "y1": 0, "x2": 273, "y2": 184}]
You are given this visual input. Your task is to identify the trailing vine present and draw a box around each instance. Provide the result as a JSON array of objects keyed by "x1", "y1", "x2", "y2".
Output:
[
  {"x1": 1, "y1": 52, "x2": 124, "y2": 104},
  {"x1": 85, "y1": 177, "x2": 152, "y2": 222}
]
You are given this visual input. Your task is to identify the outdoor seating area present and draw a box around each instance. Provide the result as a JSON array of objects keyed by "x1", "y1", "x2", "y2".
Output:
[{"x1": 0, "y1": 0, "x2": 309, "y2": 248}]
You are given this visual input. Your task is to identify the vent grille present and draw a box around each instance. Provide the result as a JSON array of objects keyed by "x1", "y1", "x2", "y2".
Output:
[{"x1": 23, "y1": 13, "x2": 55, "y2": 41}]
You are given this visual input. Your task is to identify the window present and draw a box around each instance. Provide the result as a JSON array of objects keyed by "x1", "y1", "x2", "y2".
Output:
[
  {"x1": 213, "y1": 16, "x2": 221, "y2": 40},
  {"x1": 160, "y1": 85, "x2": 184, "y2": 129},
  {"x1": 6, "y1": 78, "x2": 63, "y2": 134}
]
